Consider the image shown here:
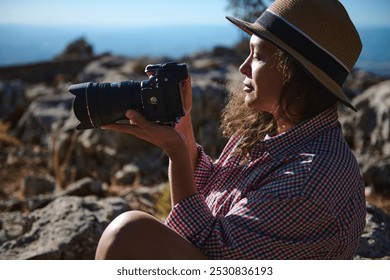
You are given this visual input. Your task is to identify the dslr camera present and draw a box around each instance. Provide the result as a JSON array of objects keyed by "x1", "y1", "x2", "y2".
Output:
[{"x1": 69, "y1": 62, "x2": 187, "y2": 130}]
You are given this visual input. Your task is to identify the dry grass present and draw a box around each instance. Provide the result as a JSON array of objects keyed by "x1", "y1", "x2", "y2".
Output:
[
  {"x1": 153, "y1": 182, "x2": 171, "y2": 220},
  {"x1": 366, "y1": 192, "x2": 390, "y2": 216},
  {"x1": 0, "y1": 121, "x2": 21, "y2": 147}
]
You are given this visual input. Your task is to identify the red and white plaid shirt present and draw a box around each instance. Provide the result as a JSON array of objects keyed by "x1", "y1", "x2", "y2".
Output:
[{"x1": 165, "y1": 107, "x2": 366, "y2": 259}]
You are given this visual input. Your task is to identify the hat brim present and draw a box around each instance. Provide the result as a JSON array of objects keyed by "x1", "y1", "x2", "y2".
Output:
[{"x1": 226, "y1": 16, "x2": 356, "y2": 111}]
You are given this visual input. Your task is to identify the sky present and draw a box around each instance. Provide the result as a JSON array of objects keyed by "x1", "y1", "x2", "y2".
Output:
[{"x1": 0, "y1": 0, "x2": 390, "y2": 28}]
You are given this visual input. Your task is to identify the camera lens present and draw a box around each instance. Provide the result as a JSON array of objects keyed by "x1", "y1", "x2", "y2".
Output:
[{"x1": 69, "y1": 81, "x2": 142, "y2": 130}]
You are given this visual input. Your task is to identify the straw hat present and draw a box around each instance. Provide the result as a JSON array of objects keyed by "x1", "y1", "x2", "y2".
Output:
[{"x1": 226, "y1": 0, "x2": 362, "y2": 111}]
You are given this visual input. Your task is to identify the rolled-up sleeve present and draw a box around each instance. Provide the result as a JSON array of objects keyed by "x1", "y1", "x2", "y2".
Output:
[
  {"x1": 165, "y1": 194, "x2": 214, "y2": 240},
  {"x1": 193, "y1": 145, "x2": 215, "y2": 193}
]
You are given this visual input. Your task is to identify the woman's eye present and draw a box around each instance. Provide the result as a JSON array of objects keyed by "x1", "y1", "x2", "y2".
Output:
[
  {"x1": 253, "y1": 54, "x2": 262, "y2": 61},
  {"x1": 252, "y1": 52, "x2": 263, "y2": 60}
]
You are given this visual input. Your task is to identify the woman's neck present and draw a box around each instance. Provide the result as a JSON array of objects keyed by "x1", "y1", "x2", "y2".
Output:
[{"x1": 276, "y1": 116, "x2": 295, "y2": 135}]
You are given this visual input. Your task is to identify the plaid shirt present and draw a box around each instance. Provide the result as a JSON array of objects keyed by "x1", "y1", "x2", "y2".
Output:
[{"x1": 165, "y1": 107, "x2": 366, "y2": 259}]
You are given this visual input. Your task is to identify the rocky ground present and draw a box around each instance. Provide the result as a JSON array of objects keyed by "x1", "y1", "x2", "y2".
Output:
[{"x1": 0, "y1": 40, "x2": 389, "y2": 259}]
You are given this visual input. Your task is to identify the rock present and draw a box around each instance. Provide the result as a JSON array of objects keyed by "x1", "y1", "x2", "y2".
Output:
[
  {"x1": 0, "y1": 198, "x2": 25, "y2": 212},
  {"x1": 55, "y1": 37, "x2": 94, "y2": 61},
  {"x1": 0, "y1": 196, "x2": 129, "y2": 260},
  {"x1": 62, "y1": 177, "x2": 105, "y2": 197},
  {"x1": 122, "y1": 183, "x2": 167, "y2": 214},
  {"x1": 356, "y1": 203, "x2": 390, "y2": 259},
  {"x1": 0, "y1": 79, "x2": 27, "y2": 124},
  {"x1": 361, "y1": 158, "x2": 390, "y2": 196},
  {"x1": 16, "y1": 93, "x2": 74, "y2": 146},
  {"x1": 343, "y1": 69, "x2": 388, "y2": 99},
  {"x1": 189, "y1": 74, "x2": 229, "y2": 158},
  {"x1": 349, "y1": 80, "x2": 390, "y2": 156},
  {"x1": 0, "y1": 211, "x2": 32, "y2": 246},
  {"x1": 25, "y1": 83, "x2": 55, "y2": 100},
  {"x1": 21, "y1": 175, "x2": 56, "y2": 198},
  {"x1": 25, "y1": 195, "x2": 54, "y2": 211},
  {"x1": 76, "y1": 55, "x2": 129, "y2": 82},
  {"x1": 113, "y1": 164, "x2": 140, "y2": 186},
  {"x1": 340, "y1": 79, "x2": 390, "y2": 196}
]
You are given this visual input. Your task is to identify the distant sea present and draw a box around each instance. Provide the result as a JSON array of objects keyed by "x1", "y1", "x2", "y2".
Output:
[
  {"x1": 0, "y1": 24, "x2": 241, "y2": 65},
  {"x1": 0, "y1": 24, "x2": 389, "y2": 77}
]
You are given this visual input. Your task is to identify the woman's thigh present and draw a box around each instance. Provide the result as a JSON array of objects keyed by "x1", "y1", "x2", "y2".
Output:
[{"x1": 95, "y1": 210, "x2": 208, "y2": 260}]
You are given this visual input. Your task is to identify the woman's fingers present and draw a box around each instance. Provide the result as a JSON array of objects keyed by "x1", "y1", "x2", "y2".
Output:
[
  {"x1": 125, "y1": 110, "x2": 143, "y2": 125},
  {"x1": 179, "y1": 76, "x2": 193, "y2": 115},
  {"x1": 101, "y1": 110, "x2": 147, "y2": 138},
  {"x1": 101, "y1": 122, "x2": 145, "y2": 138},
  {"x1": 101, "y1": 110, "x2": 180, "y2": 151}
]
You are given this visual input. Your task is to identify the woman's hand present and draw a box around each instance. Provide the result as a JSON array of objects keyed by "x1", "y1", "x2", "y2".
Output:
[
  {"x1": 179, "y1": 76, "x2": 193, "y2": 117},
  {"x1": 176, "y1": 76, "x2": 199, "y2": 170},
  {"x1": 101, "y1": 110, "x2": 186, "y2": 158}
]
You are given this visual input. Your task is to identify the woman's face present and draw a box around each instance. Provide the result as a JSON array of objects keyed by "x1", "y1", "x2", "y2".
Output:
[{"x1": 239, "y1": 35, "x2": 284, "y2": 115}]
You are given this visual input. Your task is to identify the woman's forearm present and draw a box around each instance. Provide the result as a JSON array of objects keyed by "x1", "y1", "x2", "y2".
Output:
[
  {"x1": 167, "y1": 138, "x2": 197, "y2": 206},
  {"x1": 175, "y1": 114, "x2": 199, "y2": 172}
]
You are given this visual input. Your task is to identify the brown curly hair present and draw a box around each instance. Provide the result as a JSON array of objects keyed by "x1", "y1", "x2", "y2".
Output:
[{"x1": 221, "y1": 48, "x2": 338, "y2": 156}]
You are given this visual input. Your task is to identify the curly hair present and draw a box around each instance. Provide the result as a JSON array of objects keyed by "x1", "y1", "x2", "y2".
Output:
[{"x1": 221, "y1": 48, "x2": 338, "y2": 156}]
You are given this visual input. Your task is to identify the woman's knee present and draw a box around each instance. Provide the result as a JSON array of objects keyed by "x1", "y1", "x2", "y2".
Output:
[
  {"x1": 95, "y1": 210, "x2": 156, "y2": 259},
  {"x1": 107, "y1": 210, "x2": 152, "y2": 237},
  {"x1": 95, "y1": 210, "x2": 208, "y2": 259}
]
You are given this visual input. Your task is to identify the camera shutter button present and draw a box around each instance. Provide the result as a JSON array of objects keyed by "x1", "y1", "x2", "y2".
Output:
[{"x1": 149, "y1": 96, "x2": 158, "y2": 105}]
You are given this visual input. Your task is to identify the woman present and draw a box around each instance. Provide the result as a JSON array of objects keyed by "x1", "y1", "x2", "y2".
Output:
[{"x1": 95, "y1": 0, "x2": 366, "y2": 259}]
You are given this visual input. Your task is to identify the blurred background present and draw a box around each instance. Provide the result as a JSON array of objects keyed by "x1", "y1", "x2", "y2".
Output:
[
  {"x1": 0, "y1": 0, "x2": 389, "y2": 260},
  {"x1": 0, "y1": 0, "x2": 389, "y2": 75}
]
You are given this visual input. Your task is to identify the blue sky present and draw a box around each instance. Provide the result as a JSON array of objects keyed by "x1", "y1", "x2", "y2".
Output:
[{"x1": 0, "y1": 0, "x2": 389, "y2": 28}]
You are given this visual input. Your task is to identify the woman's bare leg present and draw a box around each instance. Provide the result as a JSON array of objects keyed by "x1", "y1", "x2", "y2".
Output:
[{"x1": 95, "y1": 210, "x2": 208, "y2": 260}]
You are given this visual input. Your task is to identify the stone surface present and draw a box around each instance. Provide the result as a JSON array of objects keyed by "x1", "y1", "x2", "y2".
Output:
[
  {"x1": 340, "y1": 79, "x2": 390, "y2": 196},
  {"x1": 356, "y1": 203, "x2": 390, "y2": 259},
  {"x1": 0, "y1": 79, "x2": 27, "y2": 123},
  {"x1": 21, "y1": 175, "x2": 56, "y2": 198},
  {"x1": 113, "y1": 164, "x2": 140, "y2": 186},
  {"x1": 0, "y1": 196, "x2": 129, "y2": 260},
  {"x1": 15, "y1": 93, "x2": 74, "y2": 146},
  {"x1": 61, "y1": 177, "x2": 105, "y2": 197},
  {"x1": 346, "y1": 80, "x2": 390, "y2": 156}
]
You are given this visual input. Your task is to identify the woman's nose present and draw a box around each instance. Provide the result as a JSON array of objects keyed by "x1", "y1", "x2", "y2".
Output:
[{"x1": 239, "y1": 57, "x2": 251, "y2": 78}]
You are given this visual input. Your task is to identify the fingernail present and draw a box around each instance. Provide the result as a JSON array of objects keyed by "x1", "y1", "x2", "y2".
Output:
[{"x1": 126, "y1": 110, "x2": 134, "y2": 119}]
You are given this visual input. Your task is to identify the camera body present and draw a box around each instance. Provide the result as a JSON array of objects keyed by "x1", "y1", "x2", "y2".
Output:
[
  {"x1": 68, "y1": 62, "x2": 187, "y2": 130},
  {"x1": 140, "y1": 62, "x2": 187, "y2": 125}
]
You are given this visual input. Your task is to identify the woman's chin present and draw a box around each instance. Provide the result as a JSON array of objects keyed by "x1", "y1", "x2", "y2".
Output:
[
  {"x1": 244, "y1": 97, "x2": 274, "y2": 114},
  {"x1": 244, "y1": 94, "x2": 259, "y2": 109}
]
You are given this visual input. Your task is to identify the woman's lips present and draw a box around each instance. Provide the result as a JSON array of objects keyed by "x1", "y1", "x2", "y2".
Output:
[{"x1": 243, "y1": 82, "x2": 254, "y2": 93}]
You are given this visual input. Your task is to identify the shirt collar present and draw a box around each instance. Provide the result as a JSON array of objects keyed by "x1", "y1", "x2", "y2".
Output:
[{"x1": 250, "y1": 107, "x2": 339, "y2": 158}]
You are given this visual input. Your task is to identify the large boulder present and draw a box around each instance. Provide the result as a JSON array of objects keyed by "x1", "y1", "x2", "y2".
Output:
[
  {"x1": 356, "y1": 203, "x2": 390, "y2": 259},
  {"x1": 346, "y1": 80, "x2": 390, "y2": 156},
  {"x1": 0, "y1": 79, "x2": 27, "y2": 124},
  {"x1": 341, "y1": 79, "x2": 390, "y2": 195},
  {"x1": 55, "y1": 37, "x2": 94, "y2": 61},
  {"x1": 15, "y1": 92, "x2": 73, "y2": 146},
  {"x1": 343, "y1": 69, "x2": 387, "y2": 100},
  {"x1": 361, "y1": 158, "x2": 390, "y2": 196},
  {"x1": 0, "y1": 196, "x2": 129, "y2": 260}
]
